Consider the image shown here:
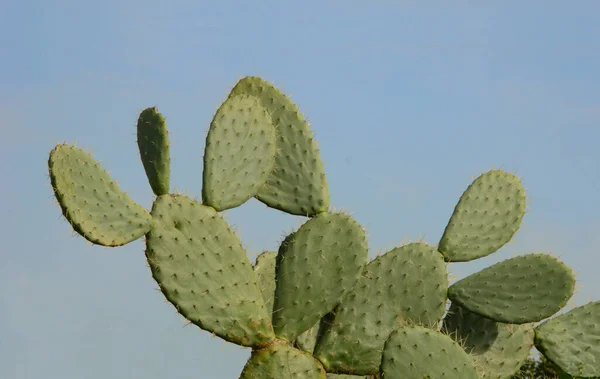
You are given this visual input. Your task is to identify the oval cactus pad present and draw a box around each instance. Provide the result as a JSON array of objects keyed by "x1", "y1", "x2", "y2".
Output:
[
  {"x1": 443, "y1": 303, "x2": 534, "y2": 379},
  {"x1": 146, "y1": 194, "x2": 275, "y2": 347},
  {"x1": 381, "y1": 325, "x2": 480, "y2": 379},
  {"x1": 314, "y1": 243, "x2": 448, "y2": 375},
  {"x1": 534, "y1": 301, "x2": 600, "y2": 378},
  {"x1": 137, "y1": 107, "x2": 170, "y2": 196},
  {"x1": 240, "y1": 340, "x2": 326, "y2": 379},
  {"x1": 272, "y1": 212, "x2": 368, "y2": 341},
  {"x1": 228, "y1": 76, "x2": 330, "y2": 216},
  {"x1": 438, "y1": 170, "x2": 526, "y2": 262},
  {"x1": 48, "y1": 144, "x2": 152, "y2": 246},
  {"x1": 448, "y1": 254, "x2": 575, "y2": 324},
  {"x1": 202, "y1": 94, "x2": 277, "y2": 211},
  {"x1": 253, "y1": 250, "x2": 277, "y2": 315}
]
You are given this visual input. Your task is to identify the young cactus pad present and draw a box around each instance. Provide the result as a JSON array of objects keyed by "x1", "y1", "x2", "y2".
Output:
[
  {"x1": 146, "y1": 194, "x2": 275, "y2": 347},
  {"x1": 48, "y1": 144, "x2": 152, "y2": 246},
  {"x1": 202, "y1": 94, "x2": 277, "y2": 211},
  {"x1": 438, "y1": 170, "x2": 526, "y2": 262},
  {"x1": 228, "y1": 76, "x2": 330, "y2": 216},
  {"x1": 137, "y1": 107, "x2": 171, "y2": 196},
  {"x1": 448, "y1": 253, "x2": 576, "y2": 324}
]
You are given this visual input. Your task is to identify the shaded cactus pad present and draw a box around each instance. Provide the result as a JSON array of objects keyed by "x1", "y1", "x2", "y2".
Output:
[
  {"x1": 146, "y1": 194, "x2": 274, "y2": 347},
  {"x1": 443, "y1": 303, "x2": 534, "y2": 379},
  {"x1": 137, "y1": 107, "x2": 171, "y2": 196},
  {"x1": 253, "y1": 250, "x2": 277, "y2": 315},
  {"x1": 438, "y1": 170, "x2": 526, "y2": 262},
  {"x1": 202, "y1": 94, "x2": 277, "y2": 211},
  {"x1": 534, "y1": 301, "x2": 600, "y2": 378},
  {"x1": 228, "y1": 76, "x2": 330, "y2": 216},
  {"x1": 448, "y1": 254, "x2": 575, "y2": 324},
  {"x1": 272, "y1": 212, "x2": 368, "y2": 341},
  {"x1": 380, "y1": 325, "x2": 479, "y2": 379},
  {"x1": 314, "y1": 243, "x2": 448, "y2": 375},
  {"x1": 48, "y1": 144, "x2": 152, "y2": 246},
  {"x1": 240, "y1": 340, "x2": 326, "y2": 379}
]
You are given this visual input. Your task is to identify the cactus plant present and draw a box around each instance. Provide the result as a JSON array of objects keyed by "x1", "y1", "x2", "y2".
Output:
[{"x1": 48, "y1": 75, "x2": 600, "y2": 378}]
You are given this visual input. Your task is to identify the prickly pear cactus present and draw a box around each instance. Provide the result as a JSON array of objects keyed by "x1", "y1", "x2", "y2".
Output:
[{"x1": 48, "y1": 76, "x2": 600, "y2": 379}]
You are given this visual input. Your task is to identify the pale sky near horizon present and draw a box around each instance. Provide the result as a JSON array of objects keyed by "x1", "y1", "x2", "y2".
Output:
[{"x1": 2, "y1": 1, "x2": 600, "y2": 378}]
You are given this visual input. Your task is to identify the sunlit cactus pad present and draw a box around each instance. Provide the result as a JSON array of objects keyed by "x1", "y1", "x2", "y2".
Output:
[
  {"x1": 146, "y1": 194, "x2": 274, "y2": 347},
  {"x1": 438, "y1": 170, "x2": 526, "y2": 262},
  {"x1": 314, "y1": 242, "x2": 447, "y2": 375},
  {"x1": 534, "y1": 301, "x2": 600, "y2": 378},
  {"x1": 380, "y1": 325, "x2": 479, "y2": 379},
  {"x1": 228, "y1": 76, "x2": 330, "y2": 216},
  {"x1": 202, "y1": 94, "x2": 277, "y2": 211},
  {"x1": 48, "y1": 144, "x2": 152, "y2": 246},
  {"x1": 448, "y1": 253, "x2": 576, "y2": 323}
]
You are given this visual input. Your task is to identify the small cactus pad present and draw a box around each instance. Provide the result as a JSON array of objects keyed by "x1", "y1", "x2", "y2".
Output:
[
  {"x1": 438, "y1": 170, "x2": 526, "y2": 262},
  {"x1": 295, "y1": 322, "x2": 320, "y2": 354},
  {"x1": 314, "y1": 243, "x2": 448, "y2": 375},
  {"x1": 48, "y1": 144, "x2": 152, "y2": 246},
  {"x1": 202, "y1": 94, "x2": 277, "y2": 211},
  {"x1": 272, "y1": 212, "x2": 368, "y2": 341},
  {"x1": 239, "y1": 340, "x2": 326, "y2": 379},
  {"x1": 137, "y1": 107, "x2": 171, "y2": 196},
  {"x1": 534, "y1": 301, "x2": 600, "y2": 378},
  {"x1": 443, "y1": 303, "x2": 534, "y2": 379},
  {"x1": 380, "y1": 325, "x2": 480, "y2": 379},
  {"x1": 146, "y1": 194, "x2": 274, "y2": 347},
  {"x1": 448, "y1": 254, "x2": 575, "y2": 324},
  {"x1": 228, "y1": 76, "x2": 330, "y2": 216},
  {"x1": 253, "y1": 250, "x2": 277, "y2": 314}
]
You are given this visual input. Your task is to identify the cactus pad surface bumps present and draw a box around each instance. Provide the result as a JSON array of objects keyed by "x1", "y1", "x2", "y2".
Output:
[
  {"x1": 48, "y1": 144, "x2": 152, "y2": 246},
  {"x1": 202, "y1": 94, "x2": 277, "y2": 211},
  {"x1": 448, "y1": 254, "x2": 575, "y2": 324},
  {"x1": 438, "y1": 170, "x2": 526, "y2": 262},
  {"x1": 314, "y1": 243, "x2": 448, "y2": 375},
  {"x1": 146, "y1": 194, "x2": 274, "y2": 347},
  {"x1": 228, "y1": 76, "x2": 330, "y2": 216},
  {"x1": 137, "y1": 107, "x2": 171, "y2": 196},
  {"x1": 534, "y1": 301, "x2": 600, "y2": 378}
]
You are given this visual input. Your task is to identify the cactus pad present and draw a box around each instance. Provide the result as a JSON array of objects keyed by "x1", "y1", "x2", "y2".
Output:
[
  {"x1": 534, "y1": 301, "x2": 600, "y2": 378},
  {"x1": 240, "y1": 340, "x2": 326, "y2": 379},
  {"x1": 272, "y1": 212, "x2": 368, "y2": 341},
  {"x1": 137, "y1": 107, "x2": 171, "y2": 196},
  {"x1": 48, "y1": 144, "x2": 152, "y2": 246},
  {"x1": 314, "y1": 243, "x2": 448, "y2": 375},
  {"x1": 146, "y1": 194, "x2": 274, "y2": 347},
  {"x1": 380, "y1": 325, "x2": 480, "y2": 379},
  {"x1": 228, "y1": 76, "x2": 330, "y2": 216},
  {"x1": 202, "y1": 94, "x2": 277, "y2": 211},
  {"x1": 448, "y1": 254, "x2": 575, "y2": 324},
  {"x1": 438, "y1": 170, "x2": 526, "y2": 262},
  {"x1": 443, "y1": 303, "x2": 534, "y2": 379},
  {"x1": 253, "y1": 250, "x2": 277, "y2": 314}
]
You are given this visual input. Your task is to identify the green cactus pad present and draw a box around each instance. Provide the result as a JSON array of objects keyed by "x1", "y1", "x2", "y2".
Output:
[
  {"x1": 228, "y1": 76, "x2": 330, "y2": 216},
  {"x1": 48, "y1": 144, "x2": 152, "y2": 246},
  {"x1": 272, "y1": 212, "x2": 368, "y2": 341},
  {"x1": 253, "y1": 250, "x2": 277, "y2": 314},
  {"x1": 443, "y1": 303, "x2": 534, "y2": 379},
  {"x1": 137, "y1": 107, "x2": 170, "y2": 196},
  {"x1": 202, "y1": 94, "x2": 277, "y2": 211},
  {"x1": 314, "y1": 243, "x2": 448, "y2": 375},
  {"x1": 448, "y1": 254, "x2": 575, "y2": 324},
  {"x1": 534, "y1": 301, "x2": 600, "y2": 378},
  {"x1": 381, "y1": 325, "x2": 479, "y2": 379},
  {"x1": 146, "y1": 194, "x2": 274, "y2": 348},
  {"x1": 295, "y1": 322, "x2": 320, "y2": 354},
  {"x1": 438, "y1": 170, "x2": 526, "y2": 262},
  {"x1": 239, "y1": 340, "x2": 326, "y2": 379}
]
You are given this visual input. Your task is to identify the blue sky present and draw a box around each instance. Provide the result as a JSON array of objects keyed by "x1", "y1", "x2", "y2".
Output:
[{"x1": 2, "y1": 1, "x2": 600, "y2": 378}]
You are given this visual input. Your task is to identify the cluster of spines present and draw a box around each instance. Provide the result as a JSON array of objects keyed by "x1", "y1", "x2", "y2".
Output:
[{"x1": 47, "y1": 75, "x2": 600, "y2": 379}]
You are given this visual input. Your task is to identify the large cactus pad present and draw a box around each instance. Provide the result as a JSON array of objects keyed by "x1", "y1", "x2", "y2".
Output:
[
  {"x1": 448, "y1": 254, "x2": 575, "y2": 323},
  {"x1": 146, "y1": 194, "x2": 274, "y2": 347},
  {"x1": 48, "y1": 144, "x2": 152, "y2": 246}
]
